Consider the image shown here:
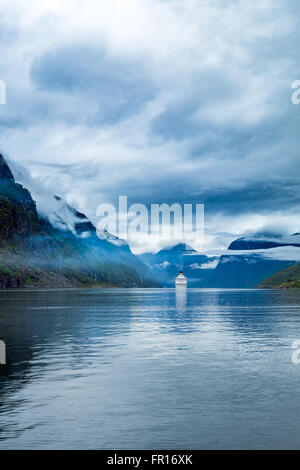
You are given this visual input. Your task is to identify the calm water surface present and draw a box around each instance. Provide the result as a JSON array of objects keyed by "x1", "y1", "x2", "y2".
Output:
[{"x1": 0, "y1": 288, "x2": 300, "y2": 449}]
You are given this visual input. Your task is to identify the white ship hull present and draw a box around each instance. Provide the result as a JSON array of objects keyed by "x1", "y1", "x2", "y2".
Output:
[{"x1": 175, "y1": 277, "x2": 187, "y2": 287}]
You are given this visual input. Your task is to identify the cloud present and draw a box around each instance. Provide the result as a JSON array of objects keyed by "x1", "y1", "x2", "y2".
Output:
[
  {"x1": 30, "y1": 45, "x2": 156, "y2": 125},
  {"x1": 0, "y1": 0, "x2": 299, "y2": 253},
  {"x1": 263, "y1": 246, "x2": 300, "y2": 262}
]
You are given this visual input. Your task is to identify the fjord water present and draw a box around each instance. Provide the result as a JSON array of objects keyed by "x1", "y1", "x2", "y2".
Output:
[{"x1": 1, "y1": 288, "x2": 300, "y2": 449}]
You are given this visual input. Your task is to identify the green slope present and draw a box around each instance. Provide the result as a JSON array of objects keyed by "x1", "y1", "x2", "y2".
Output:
[{"x1": 258, "y1": 262, "x2": 300, "y2": 288}]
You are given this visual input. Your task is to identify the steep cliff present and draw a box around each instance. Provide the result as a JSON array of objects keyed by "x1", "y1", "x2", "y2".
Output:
[
  {"x1": 0, "y1": 154, "x2": 159, "y2": 288},
  {"x1": 0, "y1": 154, "x2": 39, "y2": 240}
]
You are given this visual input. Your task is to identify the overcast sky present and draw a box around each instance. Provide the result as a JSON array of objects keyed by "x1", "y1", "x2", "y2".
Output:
[{"x1": 0, "y1": 0, "x2": 300, "y2": 253}]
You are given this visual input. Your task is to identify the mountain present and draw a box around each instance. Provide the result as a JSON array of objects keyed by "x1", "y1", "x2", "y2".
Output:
[
  {"x1": 137, "y1": 233, "x2": 300, "y2": 289},
  {"x1": 49, "y1": 195, "x2": 97, "y2": 236},
  {"x1": 207, "y1": 234, "x2": 299, "y2": 288},
  {"x1": 138, "y1": 243, "x2": 218, "y2": 287},
  {"x1": 139, "y1": 243, "x2": 195, "y2": 265},
  {"x1": 258, "y1": 262, "x2": 300, "y2": 288},
  {"x1": 229, "y1": 233, "x2": 300, "y2": 250},
  {"x1": 2, "y1": 152, "x2": 298, "y2": 290},
  {"x1": 48, "y1": 194, "x2": 129, "y2": 247},
  {"x1": 0, "y1": 154, "x2": 160, "y2": 288},
  {"x1": 0, "y1": 155, "x2": 39, "y2": 240}
]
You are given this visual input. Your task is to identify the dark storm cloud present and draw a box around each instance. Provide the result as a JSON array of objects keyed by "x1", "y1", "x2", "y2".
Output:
[{"x1": 151, "y1": 70, "x2": 240, "y2": 140}]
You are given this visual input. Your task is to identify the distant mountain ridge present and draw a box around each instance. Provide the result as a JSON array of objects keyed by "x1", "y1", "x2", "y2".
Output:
[
  {"x1": 138, "y1": 243, "x2": 218, "y2": 287},
  {"x1": 141, "y1": 234, "x2": 300, "y2": 288},
  {"x1": 0, "y1": 154, "x2": 159, "y2": 288},
  {"x1": 208, "y1": 233, "x2": 300, "y2": 288},
  {"x1": 229, "y1": 233, "x2": 300, "y2": 250},
  {"x1": 258, "y1": 262, "x2": 300, "y2": 288}
]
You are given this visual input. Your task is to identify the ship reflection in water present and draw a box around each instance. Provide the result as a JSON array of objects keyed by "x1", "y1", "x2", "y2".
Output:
[
  {"x1": 175, "y1": 271, "x2": 187, "y2": 313},
  {"x1": 176, "y1": 286, "x2": 187, "y2": 313}
]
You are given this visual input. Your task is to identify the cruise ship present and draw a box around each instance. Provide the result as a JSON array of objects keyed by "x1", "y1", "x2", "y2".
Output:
[{"x1": 175, "y1": 271, "x2": 187, "y2": 287}]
